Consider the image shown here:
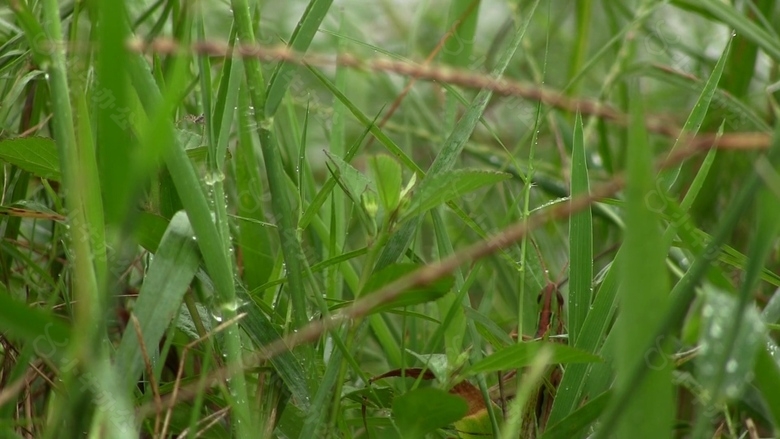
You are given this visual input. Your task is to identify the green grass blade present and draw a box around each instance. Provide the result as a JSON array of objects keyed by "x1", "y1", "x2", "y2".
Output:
[
  {"x1": 125, "y1": 20, "x2": 254, "y2": 437},
  {"x1": 115, "y1": 211, "x2": 199, "y2": 390},
  {"x1": 595, "y1": 88, "x2": 780, "y2": 439},
  {"x1": 568, "y1": 112, "x2": 592, "y2": 346},
  {"x1": 692, "y1": 163, "x2": 780, "y2": 433},
  {"x1": 662, "y1": 35, "x2": 731, "y2": 190},
  {"x1": 540, "y1": 391, "x2": 611, "y2": 439},
  {"x1": 612, "y1": 82, "x2": 673, "y2": 439},
  {"x1": 466, "y1": 342, "x2": 601, "y2": 375},
  {"x1": 95, "y1": 0, "x2": 131, "y2": 225},
  {"x1": 264, "y1": 0, "x2": 334, "y2": 117}
]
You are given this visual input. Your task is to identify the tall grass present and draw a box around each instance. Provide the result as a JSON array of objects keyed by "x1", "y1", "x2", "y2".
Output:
[{"x1": 1, "y1": 1, "x2": 780, "y2": 438}]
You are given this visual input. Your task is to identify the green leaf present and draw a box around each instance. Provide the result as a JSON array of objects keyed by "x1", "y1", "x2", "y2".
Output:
[
  {"x1": 613, "y1": 82, "x2": 672, "y2": 439},
  {"x1": 325, "y1": 150, "x2": 376, "y2": 203},
  {"x1": 115, "y1": 211, "x2": 200, "y2": 391},
  {"x1": 662, "y1": 34, "x2": 731, "y2": 190},
  {"x1": 0, "y1": 137, "x2": 60, "y2": 181},
  {"x1": 401, "y1": 169, "x2": 511, "y2": 221},
  {"x1": 264, "y1": 0, "x2": 334, "y2": 117},
  {"x1": 392, "y1": 388, "x2": 468, "y2": 439},
  {"x1": 568, "y1": 112, "x2": 592, "y2": 346},
  {"x1": 370, "y1": 154, "x2": 403, "y2": 214},
  {"x1": 360, "y1": 263, "x2": 454, "y2": 312},
  {"x1": 697, "y1": 290, "x2": 765, "y2": 404},
  {"x1": 465, "y1": 342, "x2": 602, "y2": 376}
]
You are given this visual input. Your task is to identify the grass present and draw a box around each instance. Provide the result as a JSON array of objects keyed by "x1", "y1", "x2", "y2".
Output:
[{"x1": 1, "y1": 0, "x2": 780, "y2": 438}]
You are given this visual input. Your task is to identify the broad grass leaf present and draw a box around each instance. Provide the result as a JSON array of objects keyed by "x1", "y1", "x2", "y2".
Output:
[
  {"x1": 360, "y1": 263, "x2": 453, "y2": 312},
  {"x1": 466, "y1": 342, "x2": 602, "y2": 375},
  {"x1": 325, "y1": 150, "x2": 376, "y2": 203},
  {"x1": 115, "y1": 211, "x2": 200, "y2": 390},
  {"x1": 370, "y1": 154, "x2": 403, "y2": 213},
  {"x1": 0, "y1": 137, "x2": 60, "y2": 181},
  {"x1": 392, "y1": 388, "x2": 468, "y2": 439},
  {"x1": 697, "y1": 290, "x2": 765, "y2": 403}
]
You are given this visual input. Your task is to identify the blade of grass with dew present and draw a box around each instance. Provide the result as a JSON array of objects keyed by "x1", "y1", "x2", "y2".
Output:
[
  {"x1": 37, "y1": 0, "x2": 115, "y2": 435},
  {"x1": 568, "y1": 144, "x2": 728, "y2": 424},
  {"x1": 612, "y1": 82, "x2": 673, "y2": 439},
  {"x1": 662, "y1": 35, "x2": 731, "y2": 190},
  {"x1": 115, "y1": 211, "x2": 199, "y2": 390},
  {"x1": 125, "y1": 24, "x2": 254, "y2": 439},
  {"x1": 548, "y1": 68, "x2": 725, "y2": 430},
  {"x1": 299, "y1": 334, "x2": 344, "y2": 438},
  {"x1": 235, "y1": 76, "x2": 275, "y2": 290},
  {"x1": 594, "y1": 91, "x2": 780, "y2": 439},
  {"x1": 691, "y1": 161, "x2": 780, "y2": 435},
  {"x1": 264, "y1": 0, "x2": 333, "y2": 117},
  {"x1": 643, "y1": 65, "x2": 770, "y2": 132},
  {"x1": 237, "y1": 285, "x2": 313, "y2": 411},
  {"x1": 568, "y1": 112, "x2": 592, "y2": 346},
  {"x1": 230, "y1": 0, "x2": 314, "y2": 339},
  {"x1": 326, "y1": 12, "x2": 349, "y2": 303},
  {"x1": 376, "y1": 0, "x2": 540, "y2": 270}
]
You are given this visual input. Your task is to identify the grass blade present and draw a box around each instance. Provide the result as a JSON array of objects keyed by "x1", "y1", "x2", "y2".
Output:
[
  {"x1": 264, "y1": 0, "x2": 334, "y2": 117},
  {"x1": 568, "y1": 112, "x2": 592, "y2": 346},
  {"x1": 115, "y1": 211, "x2": 199, "y2": 390}
]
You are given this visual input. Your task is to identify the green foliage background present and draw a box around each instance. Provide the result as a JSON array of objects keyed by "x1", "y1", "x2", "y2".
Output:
[{"x1": 1, "y1": 0, "x2": 780, "y2": 438}]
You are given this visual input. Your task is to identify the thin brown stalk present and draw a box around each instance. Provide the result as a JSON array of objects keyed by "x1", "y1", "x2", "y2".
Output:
[{"x1": 126, "y1": 37, "x2": 773, "y2": 153}]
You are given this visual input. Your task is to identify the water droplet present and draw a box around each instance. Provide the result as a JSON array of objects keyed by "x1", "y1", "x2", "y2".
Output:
[
  {"x1": 709, "y1": 324, "x2": 722, "y2": 338},
  {"x1": 725, "y1": 384, "x2": 740, "y2": 398},
  {"x1": 204, "y1": 172, "x2": 225, "y2": 186}
]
